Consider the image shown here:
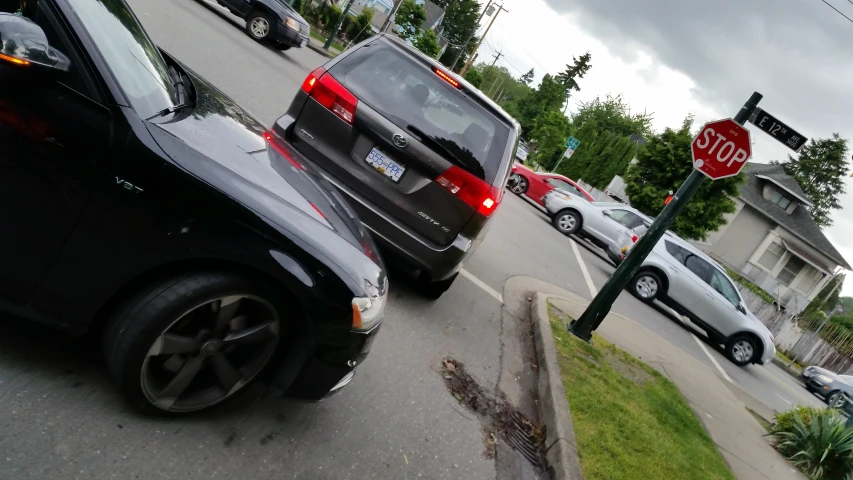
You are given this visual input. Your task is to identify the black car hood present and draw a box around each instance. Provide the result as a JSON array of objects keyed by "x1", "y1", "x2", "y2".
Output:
[{"x1": 147, "y1": 64, "x2": 384, "y2": 295}]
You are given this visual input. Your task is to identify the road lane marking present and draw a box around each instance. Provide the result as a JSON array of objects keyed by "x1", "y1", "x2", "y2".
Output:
[
  {"x1": 459, "y1": 269, "x2": 503, "y2": 303},
  {"x1": 775, "y1": 393, "x2": 792, "y2": 405},
  {"x1": 692, "y1": 334, "x2": 734, "y2": 384},
  {"x1": 569, "y1": 239, "x2": 597, "y2": 297}
]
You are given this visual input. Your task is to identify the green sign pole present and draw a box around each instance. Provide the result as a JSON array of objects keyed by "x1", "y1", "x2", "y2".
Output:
[{"x1": 568, "y1": 91, "x2": 763, "y2": 341}]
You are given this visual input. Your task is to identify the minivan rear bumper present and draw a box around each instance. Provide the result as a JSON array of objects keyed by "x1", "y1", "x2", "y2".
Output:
[{"x1": 321, "y1": 173, "x2": 473, "y2": 281}]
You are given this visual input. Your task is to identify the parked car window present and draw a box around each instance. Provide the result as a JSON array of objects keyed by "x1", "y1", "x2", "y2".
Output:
[
  {"x1": 608, "y1": 209, "x2": 643, "y2": 229},
  {"x1": 548, "y1": 178, "x2": 586, "y2": 198},
  {"x1": 331, "y1": 44, "x2": 510, "y2": 179},
  {"x1": 710, "y1": 270, "x2": 741, "y2": 306},
  {"x1": 684, "y1": 254, "x2": 714, "y2": 283},
  {"x1": 664, "y1": 240, "x2": 687, "y2": 263}
]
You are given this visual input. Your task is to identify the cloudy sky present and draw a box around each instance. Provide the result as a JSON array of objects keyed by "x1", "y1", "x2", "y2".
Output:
[{"x1": 476, "y1": 0, "x2": 853, "y2": 295}]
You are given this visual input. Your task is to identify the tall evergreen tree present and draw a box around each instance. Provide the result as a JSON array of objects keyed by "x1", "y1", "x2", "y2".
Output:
[
  {"x1": 520, "y1": 68, "x2": 535, "y2": 86},
  {"x1": 772, "y1": 134, "x2": 850, "y2": 228},
  {"x1": 555, "y1": 53, "x2": 592, "y2": 112},
  {"x1": 433, "y1": 0, "x2": 481, "y2": 70},
  {"x1": 625, "y1": 116, "x2": 744, "y2": 240}
]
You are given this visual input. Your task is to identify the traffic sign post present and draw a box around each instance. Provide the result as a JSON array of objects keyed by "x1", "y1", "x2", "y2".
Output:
[
  {"x1": 552, "y1": 136, "x2": 581, "y2": 173},
  {"x1": 568, "y1": 92, "x2": 763, "y2": 341},
  {"x1": 749, "y1": 108, "x2": 807, "y2": 152}
]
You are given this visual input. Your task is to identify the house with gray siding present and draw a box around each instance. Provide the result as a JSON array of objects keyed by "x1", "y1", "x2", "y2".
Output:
[{"x1": 695, "y1": 163, "x2": 850, "y2": 314}]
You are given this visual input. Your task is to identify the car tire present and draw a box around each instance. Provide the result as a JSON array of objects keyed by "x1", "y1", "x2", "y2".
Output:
[
  {"x1": 103, "y1": 272, "x2": 286, "y2": 415},
  {"x1": 422, "y1": 272, "x2": 458, "y2": 300},
  {"x1": 246, "y1": 11, "x2": 274, "y2": 42},
  {"x1": 827, "y1": 390, "x2": 844, "y2": 407},
  {"x1": 509, "y1": 174, "x2": 528, "y2": 195},
  {"x1": 630, "y1": 271, "x2": 662, "y2": 302},
  {"x1": 724, "y1": 333, "x2": 757, "y2": 366},
  {"x1": 552, "y1": 210, "x2": 581, "y2": 235}
]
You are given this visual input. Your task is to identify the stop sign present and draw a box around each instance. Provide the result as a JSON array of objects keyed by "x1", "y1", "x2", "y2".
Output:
[{"x1": 691, "y1": 118, "x2": 752, "y2": 180}]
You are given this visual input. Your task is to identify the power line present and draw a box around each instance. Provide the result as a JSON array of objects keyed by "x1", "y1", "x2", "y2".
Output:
[
  {"x1": 819, "y1": 0, "x2": 853, "y2": 23},
  {"x1": 494, "y1": 18, "x2": 550, "y2": 74}
]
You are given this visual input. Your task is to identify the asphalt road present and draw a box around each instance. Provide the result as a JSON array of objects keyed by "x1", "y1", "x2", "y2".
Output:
[{"x1": 0, "y1": 1, "x2": 825, "y2": 479}]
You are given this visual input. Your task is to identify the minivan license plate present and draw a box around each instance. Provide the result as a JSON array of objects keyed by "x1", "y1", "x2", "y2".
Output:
[{"x1": 365, "y1": 148, "x2": 406, "y2": 182}]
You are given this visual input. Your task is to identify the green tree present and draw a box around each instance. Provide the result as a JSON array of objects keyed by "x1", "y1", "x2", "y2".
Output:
[
  {"x1": 291, "y1": 0, "x2": 304, "y2": 14},
  {"x1": 803, "y1": 274, "x2": 845, "y2": 319},
  {"x1": 323, "y1": 5, "x2": 343, "y2": 31},
  {"x1": 514, "y1": 73, "x2": 565, "y2": 137},
  {"x1": 464, "y1": 67, "x2": 483, "y2": 88},
  {"x1": 395, "y1": 0, "x2": 427, "y2": 40},
  {"x1": 347, "y1": 7, "x2": 375, "y2": 42},
  {"x1": 433, "y1": 0, "x2": 481, "y2": 71},
  {"x1": 412, "y1": 29, "x2": 441, "y2": 57},
  {"x1": 556, "y1": 52, "x2": 592, "y2": 112},
  {"x1": 530, "y1": 110, "x2": 570, "y2": 165},
  {"x1": 520, "y1": 68, "x2": 535, "y2": 86},
  {"x1": 772, "y1": 134, "x2": 850, "y2": 228},
  {"x1": 570, "y1": 94, "x2": 654, "y2": 140},
  {"x1": 624, "y1": 116, "x2": 744, "y2": 240}
]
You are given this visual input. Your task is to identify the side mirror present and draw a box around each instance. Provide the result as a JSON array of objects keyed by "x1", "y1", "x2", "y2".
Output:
[
  {"x1": 0, "y1": 14, "x2": 70, "y2": 74},
  {"x1": 602, "y1": 210, "x2": 612, "y2": 217},
  {"x1": 736, "y1": 304, "x2": 746, "y2": 314}
]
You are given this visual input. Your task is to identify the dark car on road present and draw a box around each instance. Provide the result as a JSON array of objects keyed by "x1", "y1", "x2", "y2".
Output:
[
  {"x1": 0, "y1": 0, "x2": 385, "y2": 415},
  {"x1": 801, "y1": 365, "x2": 853, "y2": 405},
  {"x1": 273, "y1": 34, "x2": 520, "y2": 298},
  {"x1": 212, "y1": 0, "x2": 310, "y2": 50}
]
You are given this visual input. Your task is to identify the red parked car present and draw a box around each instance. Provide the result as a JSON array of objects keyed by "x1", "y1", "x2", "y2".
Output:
[{"x1": 507, "y1": 163, "x2": 594, "y2": 205}]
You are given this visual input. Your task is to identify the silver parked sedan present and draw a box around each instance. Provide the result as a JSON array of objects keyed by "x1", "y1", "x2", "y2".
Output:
[{"x1": 801, "y1": 366, "x2": 853, "y2": 406}]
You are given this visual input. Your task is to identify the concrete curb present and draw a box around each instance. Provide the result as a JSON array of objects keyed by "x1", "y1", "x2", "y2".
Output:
[
  {"x1": 307, "y1": 42, "x2": 336, "y2": 58},
  {"x1": 771, "y1": 357, "x2": 802, "y2": 380},
  {"x1": 531, "y1": 293, "x2": 584, "y2": 480}
]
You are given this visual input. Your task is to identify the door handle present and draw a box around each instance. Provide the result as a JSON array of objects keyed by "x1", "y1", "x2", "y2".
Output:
[{"x1": 705, "y1": 291, "x2": 714, "y2": 297}]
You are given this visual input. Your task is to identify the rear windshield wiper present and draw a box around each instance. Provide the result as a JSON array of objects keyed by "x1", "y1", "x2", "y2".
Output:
[{"x1": 406, "y1": 125, "x2": 485, "y2": 179}]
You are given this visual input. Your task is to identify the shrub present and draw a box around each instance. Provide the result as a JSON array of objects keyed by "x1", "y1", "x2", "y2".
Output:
[
  {"x1": 291, "y1": 0, "x2": 304, "y2": 14},
  {"x1": 324, "y1": 5, "x2": 342, "y2": 30},
  {"x1": 770, "y1": 406, "x2": 815, "y2": 437},
  {"x1": 772, "y1": 407, "x2": 853, "y2": 479}
]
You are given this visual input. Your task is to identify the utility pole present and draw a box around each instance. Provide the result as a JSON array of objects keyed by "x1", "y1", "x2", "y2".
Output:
[
  {"x1": 325, "y1": 0, "x2": 356, "y2": 50},
  {"x1": 381, "y1": 0, "x2": 404, "y2": 33},
  {"x1": 488, "y1": 76, "x2": 504, "y2": 98},
  {"x1": 489, "y1": 50, "x2": 503, "y2": 68},
  {"x1": 450, "y1": 0, "x2": 492, "y2": 71},
  {"x1": 460, "y1": 3, "x2": 507, "y2": 76}
]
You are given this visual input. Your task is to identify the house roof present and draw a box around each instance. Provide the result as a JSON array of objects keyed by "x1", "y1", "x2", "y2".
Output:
[
  {"x1": 422, "y1": 1, "x2": 445, "y2": 30},
  {"x1": 754, "y1": 174, "x2": 814, "y2": 207},
  {"x1": 739, "y1": 163, "x2": 850, "y2": 269}
]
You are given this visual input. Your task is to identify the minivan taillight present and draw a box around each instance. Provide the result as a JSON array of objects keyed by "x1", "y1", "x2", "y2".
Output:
[
  {"x1": 301, "y1": 67, "x2": 357, "y2": 124},
  {"x1": 435, "y1": 166, "x2": 501, "y2": 217}
]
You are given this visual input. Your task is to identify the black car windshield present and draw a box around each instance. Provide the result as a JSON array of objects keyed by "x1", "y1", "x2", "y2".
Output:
[
  {"x1": 330, "y1": 43, "x2": 511, "y2": 180},
  {"x1": 67, "y1": 0, "x2": 178, "y2": 117}
]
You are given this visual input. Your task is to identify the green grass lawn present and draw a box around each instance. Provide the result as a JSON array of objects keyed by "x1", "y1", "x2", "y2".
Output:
[
  {"x1": 308, "y1": 31, "x2": 344, "y2": 52},
  {"x1": 548, "y1": 306, "x2": 735, "y2": 480},
  {"x1": 775, "y1": 350, "x2": 803, "y2": 373}
]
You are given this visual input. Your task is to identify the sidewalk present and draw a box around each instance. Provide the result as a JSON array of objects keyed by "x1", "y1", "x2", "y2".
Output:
[
  {"x1": 546, "y1": 291, "x2": 805, "y2": 480},
  {"x1": 307, "y1": 37, "x2": 341, "y2": 58}
]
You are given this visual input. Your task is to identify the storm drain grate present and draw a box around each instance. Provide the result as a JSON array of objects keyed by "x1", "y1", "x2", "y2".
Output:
[{"x1": 503, "y1": 410, "x2": 544, "y2": 468}]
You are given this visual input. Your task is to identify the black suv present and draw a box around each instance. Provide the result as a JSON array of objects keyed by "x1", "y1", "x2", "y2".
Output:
[
  {"x1": 213, "y1": 0, "x2": 310, "y2": 50},
  {"x1": 0, "y1": 0, "x2": 385, "y2": 415},
  {"x1": 274, "y1": 35, "x2": 520, "y2": 297}
]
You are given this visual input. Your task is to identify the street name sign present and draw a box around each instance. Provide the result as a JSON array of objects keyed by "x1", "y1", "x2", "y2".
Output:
[{"x1": 749, "y1": 108, "x2": 807, "y2": 152}]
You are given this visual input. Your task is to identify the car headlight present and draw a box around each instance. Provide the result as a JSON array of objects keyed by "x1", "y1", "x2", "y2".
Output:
[
  {"x1": 816, "y1": 374, "x2": 833, "y2": 384},
  {"x1": 557, "y1": 194, "x2": 570, "y2": 201},
  {"x1": 285, "y1": 17, "x2": 300, "y2": 30},
  {"x1": 352, "y1": 291, "x2": 387, "y2": 331}
]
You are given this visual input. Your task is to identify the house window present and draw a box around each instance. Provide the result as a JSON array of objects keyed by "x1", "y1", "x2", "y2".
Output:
[
  {"x1": 757, "y1": 241, "x2": 785, "y2": 270},
  {"x1": 777, "y1": 256, "x2": 805, "y2": 286},
  {"x1": 769, "y1": 190, "x2": 792, "y2": 210},
  {"x1": 797, "y1": 266, "x2": 823, "y2": 294}
]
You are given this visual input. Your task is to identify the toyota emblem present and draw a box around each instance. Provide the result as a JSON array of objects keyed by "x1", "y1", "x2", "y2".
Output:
[{"x1": 392, "y1": 133, "x2": 408, "y2": 148}]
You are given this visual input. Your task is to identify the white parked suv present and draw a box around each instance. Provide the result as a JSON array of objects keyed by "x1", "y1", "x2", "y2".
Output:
[
  {"x1": 629, "y1": 235, "x2": 775, "y2": 366},
  {"x1": 544, "y1": 190, "x2": 650, "y2": 264}
]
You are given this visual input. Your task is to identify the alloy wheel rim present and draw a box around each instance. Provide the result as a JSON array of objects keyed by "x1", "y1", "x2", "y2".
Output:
[
  {"x1": 251, "y1": 17, "x2": 270, "y2": 37},
  {"x1": 731, "y1": 340, "x2": 754, "y2": 363},
  {"x1": 635, "y1": 275, "x2": 658, "y2": 298},
  {"x1": 140, "y1": 294, "x2": 280, "y2": 412},
  {"x1": 511, "y1": 177, "x2": 527, "y2": 194},
  {"x1": 558, "y1": 214, "x2": 576, "y2": 231}
]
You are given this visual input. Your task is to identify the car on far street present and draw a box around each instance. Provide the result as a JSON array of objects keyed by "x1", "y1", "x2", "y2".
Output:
[
  {"x1": 273, "y1": 34, "x2": 520, "y2": 298},
  {"x1": 626, "y1": 235, "x2": 775, "y2": 366},
  {"x1": 507, "y1": 163, "x2": 594, "y2": 205},
  {"x1": 0, "y1": 0, "x2": 385, "y2": 415},
  {"x1": 801, "y1": 366, "x2": 853, "y2": 405},
  {"x1": 212, "y1": 0, "x2": 310, "y2": 50},
  {"x1": 544, "y1": 191, "x2": 647, "y2": 264}
]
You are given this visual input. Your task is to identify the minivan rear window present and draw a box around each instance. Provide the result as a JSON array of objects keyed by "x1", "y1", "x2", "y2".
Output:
[{"x1": 330, "y1": 43, "x2": 511, "y2": 180}]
